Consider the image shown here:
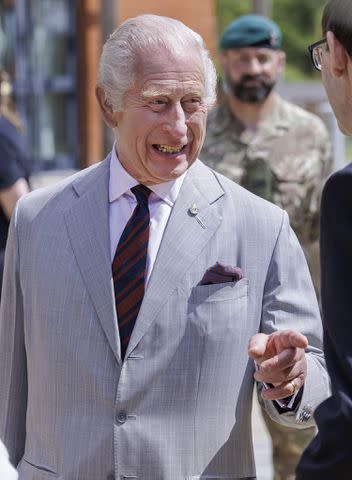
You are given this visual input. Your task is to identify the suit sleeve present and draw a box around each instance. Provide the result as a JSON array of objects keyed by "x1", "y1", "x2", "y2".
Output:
[
  {"x1": 257, "y1": 210, "x2": 330, "y2": 428},
  {"x1": 297, "y1": 166, "x2": 352, "y2": 479},
  {"x1": 0, "y1": 202, "x2": 27, "y2": 465}
]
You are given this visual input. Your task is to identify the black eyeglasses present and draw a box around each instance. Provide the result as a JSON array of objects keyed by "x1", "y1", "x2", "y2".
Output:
[{"x1": 308, "y1": 38, "x2": 327, "y2": 72}]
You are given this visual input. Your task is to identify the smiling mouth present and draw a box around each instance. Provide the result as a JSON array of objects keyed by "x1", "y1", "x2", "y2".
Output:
[{"x1": 153, "y1": 144, "x2": 186, "y2": 154}]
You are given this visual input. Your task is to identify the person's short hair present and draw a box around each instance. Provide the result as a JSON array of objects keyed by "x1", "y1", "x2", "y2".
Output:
[
  {"x1": 97, "y1": 14, "x2": 217, "y2": 112},
  {"x1": 322, "y1": 0, "x2": 352, "y2": 57}
]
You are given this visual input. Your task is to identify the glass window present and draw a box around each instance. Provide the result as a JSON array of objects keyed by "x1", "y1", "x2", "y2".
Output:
[
  {"x1": 30, "y1": 0, "x2": 71, "y2": 77},
  {"x1": 0, "y1": 0, "x2": 16, "y2": 74},
  {"x1": 39, "y1": 93, "x2": 71, "y2": 161},
  {"x1": 4, "y1": 0, "x2": 78, "y2": 172}
]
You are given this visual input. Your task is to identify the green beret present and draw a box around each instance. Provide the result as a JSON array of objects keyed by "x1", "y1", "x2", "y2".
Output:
[{"x1": 220, "y1": 14, "x2": 282, "y2": 50}]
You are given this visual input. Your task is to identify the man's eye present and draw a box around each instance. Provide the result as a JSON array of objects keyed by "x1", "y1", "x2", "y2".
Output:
[
  {"x1": 151, "y1": 99, "x2": 167, "y2": 105},
  {"x1": 257, "y1": 55, "x2": 269, "y2": 64},
  {"x1": 183, "y1": 98, "x2": 201, "y2": 106}
]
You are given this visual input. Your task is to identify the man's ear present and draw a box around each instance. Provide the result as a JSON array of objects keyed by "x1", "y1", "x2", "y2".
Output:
[
  {"x1": 95, "y1": 86, "x2": 117, "y2": 128},
  {"x1": 276, "y1": 50, "x2": 286, "y2": 75},
  {"x1": 326, "y1": 30, "x2": 349, "y2": 78}
]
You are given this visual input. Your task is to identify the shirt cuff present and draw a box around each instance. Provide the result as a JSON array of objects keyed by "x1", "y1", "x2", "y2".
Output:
[
  {"x1": 255, "y1": 362, "x2": 302, "y2": 413},
  {"x1": 261, "y1": 381, "x2": 303, "y2": 412}
]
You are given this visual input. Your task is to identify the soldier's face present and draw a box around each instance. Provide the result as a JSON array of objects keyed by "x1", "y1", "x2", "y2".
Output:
[{"x1": 221, "y1": 47, "x2": 285, "y2": 103}]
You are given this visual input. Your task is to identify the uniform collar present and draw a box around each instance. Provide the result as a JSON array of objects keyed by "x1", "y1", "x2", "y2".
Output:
[{"x1": 212, "y1": 93, "x2": 290, "y2": 143}]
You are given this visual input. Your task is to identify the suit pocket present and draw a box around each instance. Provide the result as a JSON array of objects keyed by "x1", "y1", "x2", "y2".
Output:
[
  {"x1": 187, "y1": 278, "x2": 249, "y2": 336},
  {"x1": 189, "y1": 278, "x2": 248, "y2": 305},
  {"x1": 17, "y1": 458, "x2": 61, "y2": 479}
]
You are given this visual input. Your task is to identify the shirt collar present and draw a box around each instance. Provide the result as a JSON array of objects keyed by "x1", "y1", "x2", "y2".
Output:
[{"x1": 109, "y1": 143, "x2": 186, "y2": 207}]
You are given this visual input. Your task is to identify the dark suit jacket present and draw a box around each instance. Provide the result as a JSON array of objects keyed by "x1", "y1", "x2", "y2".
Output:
[{"x1": 297, "y1": 162, "x2": 352, "y2": 479}]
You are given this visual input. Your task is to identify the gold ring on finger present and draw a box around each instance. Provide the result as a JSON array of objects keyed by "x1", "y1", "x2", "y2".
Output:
[{"x1": 289, "y1": 380, "x2": 297, "y2": 395}]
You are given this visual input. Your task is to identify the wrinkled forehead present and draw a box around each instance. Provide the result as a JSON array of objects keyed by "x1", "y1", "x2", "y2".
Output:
[
  {"x1": 133, "y1": 45, "x2": 206, "y2": 93},
  {"x1": 134, "y1": 42, "x2": 203, "y2": 72}
]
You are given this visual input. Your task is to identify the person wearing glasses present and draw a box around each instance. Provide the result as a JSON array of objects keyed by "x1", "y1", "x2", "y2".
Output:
[
  {"x1": 201, "y1": 15, "x2": 332, "y2": 480},
  {"x1": 297, "y1": 0, "x2": 352, "y2": 478}
]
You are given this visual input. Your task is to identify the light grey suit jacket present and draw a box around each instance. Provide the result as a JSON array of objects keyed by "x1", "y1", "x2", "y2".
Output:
[{"x1": 0, "y1": 157, "x2": 329, "y2": 480}]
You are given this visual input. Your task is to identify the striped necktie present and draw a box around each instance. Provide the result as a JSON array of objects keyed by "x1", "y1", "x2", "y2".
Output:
[{"x1": 112, "y1": 184, "x2": 151, "y2": 359}]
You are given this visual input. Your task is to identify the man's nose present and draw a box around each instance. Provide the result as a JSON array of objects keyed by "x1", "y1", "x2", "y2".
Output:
[
  {"x1": 245, "y1": 58, "x2": 262, "y2": 75},
  {"x1": 162, "y1": 102, "x2": 188, "y2": 138}
]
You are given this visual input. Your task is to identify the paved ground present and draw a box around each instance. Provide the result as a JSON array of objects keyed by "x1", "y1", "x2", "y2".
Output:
[{"x1": 252, "y1": 395, "x2": 274, "y2": 480}]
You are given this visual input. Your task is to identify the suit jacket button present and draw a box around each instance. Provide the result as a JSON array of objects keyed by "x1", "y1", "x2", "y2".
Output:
[{"x1": 116, "y1": 411, "x2": 127, "y2": 424}]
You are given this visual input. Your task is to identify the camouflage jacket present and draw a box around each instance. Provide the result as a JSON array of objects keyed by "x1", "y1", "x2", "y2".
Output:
[{"x1": 201, "y1": 94, "x2": 332, "y2": 248}]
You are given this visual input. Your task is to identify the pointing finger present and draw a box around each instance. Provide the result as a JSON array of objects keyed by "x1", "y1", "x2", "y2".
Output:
[
  {"x1": 248, "y1": 333, "x2": 270, "y2": 361},
  {"x1": 273, "y1": 330, "x2": 308, "y2": 350}
]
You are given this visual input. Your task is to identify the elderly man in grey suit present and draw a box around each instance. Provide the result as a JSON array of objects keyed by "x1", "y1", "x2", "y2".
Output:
[{"x1": 0, "y1": 14, "x2": 329, "y2": 480}]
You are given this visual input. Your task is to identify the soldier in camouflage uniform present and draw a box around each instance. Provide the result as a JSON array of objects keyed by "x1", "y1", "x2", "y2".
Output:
[{"x1": 201, "y1": 15, "x2": 332, "y2": 480}]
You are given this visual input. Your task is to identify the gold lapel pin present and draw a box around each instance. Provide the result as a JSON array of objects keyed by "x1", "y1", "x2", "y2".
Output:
[{"x1": 188, "y1": 203, "x2": 199, "y2": 216}]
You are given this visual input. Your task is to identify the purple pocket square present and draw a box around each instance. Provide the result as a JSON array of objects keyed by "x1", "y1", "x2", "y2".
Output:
[{"x1": 199, "y1": 262, "x2": 243, "y2": 286}]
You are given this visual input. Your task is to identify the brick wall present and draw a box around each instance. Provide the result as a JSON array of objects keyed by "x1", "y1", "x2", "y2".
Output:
[{"x1": 118, "y1": 0, "x2": 218, "y2": 58}]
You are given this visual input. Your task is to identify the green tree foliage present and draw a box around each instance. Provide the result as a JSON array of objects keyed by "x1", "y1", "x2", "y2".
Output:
[
  {"x1": 216, "y1": 0, "x2": 326, "y2": 80},
  {"x1": 216, "y1": 0, "x2": 251, "y2": 35}
]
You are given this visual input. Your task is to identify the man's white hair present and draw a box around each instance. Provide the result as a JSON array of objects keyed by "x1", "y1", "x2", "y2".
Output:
[{"x1": 97, "y1": 14, "x2": 217, "y2": 111}]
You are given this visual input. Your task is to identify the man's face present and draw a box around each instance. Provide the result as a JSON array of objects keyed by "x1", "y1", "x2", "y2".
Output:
[
  {"x1": 321, "y1": 32, "x2": 352, "y2": 136},
  {"x1": 221, "y1": 47, "x2": 285, "y2": 103},
  {"x1": 107, "y1": 47, "x2": 207, "y2": 185}
]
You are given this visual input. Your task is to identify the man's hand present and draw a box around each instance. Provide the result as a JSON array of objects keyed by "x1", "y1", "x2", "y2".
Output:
[{"x1": 248, "y1": 330, "x2": 308, "y2": 401}]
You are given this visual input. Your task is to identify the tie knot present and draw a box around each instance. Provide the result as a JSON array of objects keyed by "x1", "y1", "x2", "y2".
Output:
[{"x1": 131, "y1": 184, "x2": 151, "y2": 207}]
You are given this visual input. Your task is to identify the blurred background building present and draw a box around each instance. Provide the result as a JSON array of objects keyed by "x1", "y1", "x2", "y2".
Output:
[
  {"x1": 0, "y1": 0, "x2": 108, "y2": 174},
  {"x1": 0, "y1": 0, "x2": 347, "y2": 179},
  {"x1": 0, "y1": 0, "x2": 217, "y2": 175}
]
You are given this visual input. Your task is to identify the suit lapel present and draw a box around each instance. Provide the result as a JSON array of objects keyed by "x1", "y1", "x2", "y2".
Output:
[
  {"x1": 63, "y1": 158, "x2": 225, "y2": 363},
  {"x1": 126, "y1": 161, "x2": 225, "y2": 357},
  {"x1": 64, "y1": 157, "x2": 122, "y2": 364}
]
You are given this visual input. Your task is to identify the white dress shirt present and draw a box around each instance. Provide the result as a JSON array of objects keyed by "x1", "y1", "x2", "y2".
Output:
[
  {"x1": 109, "y1": 145, "x2": 186, "y2": 284},
  {"x1": 0, "y1": 440, "x2": 17, "y2": 480}
]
